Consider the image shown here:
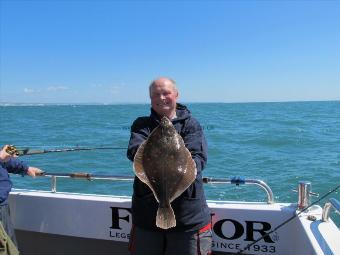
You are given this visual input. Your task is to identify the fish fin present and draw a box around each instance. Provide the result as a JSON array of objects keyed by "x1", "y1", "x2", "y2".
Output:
[
  {"x1": 170, "y1": 147, "x2": 197, "y2": 202},
  {"x1": 133, "y1": 141, "x2": 149, "y2": 184},
  {"x1": 133, "y1": 141, "x2": 160, "y2": 202},
  {"x1": 156, "y1": 205, "x2": 176, "y2": 229}
]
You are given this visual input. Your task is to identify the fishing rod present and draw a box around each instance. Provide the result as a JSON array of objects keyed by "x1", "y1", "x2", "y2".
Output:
[
  {"x1": 5, "y1": 145, "x2": 126, "y2": 156},
  {"x1": 39, "y1": 171, "x2": 134, "y2": 181}
]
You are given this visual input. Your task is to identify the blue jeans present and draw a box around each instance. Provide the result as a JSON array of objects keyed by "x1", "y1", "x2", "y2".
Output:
[{"x1": 129, "y1": 224, "x2": 212, "y2": 255}]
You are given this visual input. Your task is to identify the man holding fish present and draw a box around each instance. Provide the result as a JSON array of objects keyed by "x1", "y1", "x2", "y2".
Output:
[{"x1": 127, "y1": 77, "x2": 212, "y2": 255}]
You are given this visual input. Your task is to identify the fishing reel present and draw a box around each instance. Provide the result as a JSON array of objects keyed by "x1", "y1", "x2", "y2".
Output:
[{"x1": 5, "y1": 145, "x2": 20, "y2": 156}]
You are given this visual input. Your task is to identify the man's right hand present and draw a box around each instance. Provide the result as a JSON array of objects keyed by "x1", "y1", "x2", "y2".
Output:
[{"x1": 0, "y1": 145, "x2": 16, "y2": 162}]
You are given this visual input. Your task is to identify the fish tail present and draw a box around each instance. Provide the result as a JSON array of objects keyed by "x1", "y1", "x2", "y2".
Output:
[{"x1": 156, "y1": 205, "x2": 176, "y2": 229}]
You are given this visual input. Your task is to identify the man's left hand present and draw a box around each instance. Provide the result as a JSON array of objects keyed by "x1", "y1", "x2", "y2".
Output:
[{"x1": 27, "y1": 167, "x2": 44, "y2": 177}]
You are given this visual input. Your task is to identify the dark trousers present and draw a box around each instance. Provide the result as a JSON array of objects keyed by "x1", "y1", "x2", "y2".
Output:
[
  {"x1": 129, "y1": 224, "x2": 212, "y2": 255},
  {"x1": 0, "y1": 204, "x2": 18, "y2": 248}
]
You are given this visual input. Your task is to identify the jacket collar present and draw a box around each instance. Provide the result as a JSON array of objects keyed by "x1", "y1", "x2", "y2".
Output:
[{"x1": 150, "y1": 103, "x2": 191, "y2": 123}]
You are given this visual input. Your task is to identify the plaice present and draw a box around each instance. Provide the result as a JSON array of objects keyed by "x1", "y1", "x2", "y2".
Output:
[{"x1": 133, "y1": 116, "x2": 197, "y2": 229}]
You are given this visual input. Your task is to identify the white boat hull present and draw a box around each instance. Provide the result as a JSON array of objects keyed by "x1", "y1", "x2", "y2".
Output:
[{"x1": 9, "y1": 190, "x2": 340, "y2": 255}]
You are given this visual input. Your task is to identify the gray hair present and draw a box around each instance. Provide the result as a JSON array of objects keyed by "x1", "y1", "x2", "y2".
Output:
[{"x1": 149, "y1": 78, "x2": 178, "y2": 97}]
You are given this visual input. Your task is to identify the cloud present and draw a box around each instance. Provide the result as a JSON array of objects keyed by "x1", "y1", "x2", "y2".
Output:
[
  {"x1": 109, "y1": 85, "x2": 120, "y2": 94},
  {"x1": 23, "y1": 88, "x2": 35, "y2": 94},
  {"x1": 47, "y1": 86, "x2": 69, "y2": 92},
  {"x1": 24, "y1": 86, "x2": 69, "y2": 94}
]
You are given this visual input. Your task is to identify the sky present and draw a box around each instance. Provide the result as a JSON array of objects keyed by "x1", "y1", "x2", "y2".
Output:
[{"x1": 0, "y1": 0, "x2": 339, "y2": 104}]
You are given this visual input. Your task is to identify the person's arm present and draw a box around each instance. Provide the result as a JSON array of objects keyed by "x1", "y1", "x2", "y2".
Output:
[
  {"x1": 0, "y1": 145, "x2": 43, "y2": 176},
  {"x1": 182, "y1": 118, "x2": 208, "y2": 174},
  {"x1": 3, "y1": 158, "x2": 29, "y2": 175},
  {"x1": 127, "y1": 117, "x2": 151, "y2": 161},
  {"x1": 4, "y1": 159, "x2": 43, "y2": 177}
]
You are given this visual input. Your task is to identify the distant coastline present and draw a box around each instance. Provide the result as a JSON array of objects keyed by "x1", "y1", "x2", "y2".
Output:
[{"x1": 1, "y1": 100, "x2": 339, "y2": 107}]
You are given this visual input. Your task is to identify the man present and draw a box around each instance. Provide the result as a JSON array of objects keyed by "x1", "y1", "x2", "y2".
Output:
[
  {"x1": 127, "y1": 77, "x2": 212, "y2": 255},
  {"x1": 0, "y1": 144, "x2": 43, "y2": 251}
]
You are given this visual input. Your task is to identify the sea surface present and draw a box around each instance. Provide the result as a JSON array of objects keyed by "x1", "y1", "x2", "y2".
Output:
[{"x1": 1, "y1": 101, "x2": 339, "y2": 225}]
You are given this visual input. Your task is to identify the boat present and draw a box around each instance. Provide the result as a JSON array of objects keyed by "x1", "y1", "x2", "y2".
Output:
[{"x1": 9, "y1": 174, "x2": 340, "y2": 255}]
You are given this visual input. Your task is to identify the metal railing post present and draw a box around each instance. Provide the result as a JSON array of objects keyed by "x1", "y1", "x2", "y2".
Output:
[
  {"x1": 298, "y1": 181, "x2": 311, "y2": 210},
  {"x1": 51, "y1": 176, "x2": 57, "y2": 193}
]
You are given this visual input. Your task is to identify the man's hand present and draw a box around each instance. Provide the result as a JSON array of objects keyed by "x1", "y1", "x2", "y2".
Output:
[
  {"x1": 27, "y1": 167, "x2": 44, "y2": 177},
  {"x1": 0, "y1": 145, "x2": 15, "y2": 162}
]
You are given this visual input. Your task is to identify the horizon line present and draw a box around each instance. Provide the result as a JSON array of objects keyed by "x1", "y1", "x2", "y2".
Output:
[{"x1": 1, "y1": 99, "x2": 339, "y2": 106}]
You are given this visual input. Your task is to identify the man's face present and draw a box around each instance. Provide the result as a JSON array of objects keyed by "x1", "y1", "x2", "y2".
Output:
[{"x1": 150, "y1": 80, "x2": 178, "y2": 118}]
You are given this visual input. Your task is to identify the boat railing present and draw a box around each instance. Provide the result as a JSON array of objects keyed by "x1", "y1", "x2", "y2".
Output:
[
  {"x1": 322, "y1": 198, "x2": 340, "y2": 222},
  {"x1": 14, "y1": 172, "x2": 274, "y2": 204},
  {"x1": 43, "y1": 172, "x2": 135, "y2": 193},
  {"x1": 202, "y1": 177, "x2": 274, "y2": 204}
]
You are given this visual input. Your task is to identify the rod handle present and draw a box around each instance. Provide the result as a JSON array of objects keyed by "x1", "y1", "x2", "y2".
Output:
[{"x1": 70, "y1": 172, "x2": 91, "y2": 179}]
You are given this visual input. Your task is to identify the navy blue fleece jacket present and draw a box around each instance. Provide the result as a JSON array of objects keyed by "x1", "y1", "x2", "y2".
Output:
[
  {"x1": 127, "y1": 103, "x2": 210, "y2": 232},
  {"x1": 0, "y1": 158, "x2": 28, "y2": 205}
]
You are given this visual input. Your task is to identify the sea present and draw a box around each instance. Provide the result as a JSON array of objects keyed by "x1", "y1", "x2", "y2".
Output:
[{"x1": 1, "y1": 101, "x2": 339, "y2": 225}]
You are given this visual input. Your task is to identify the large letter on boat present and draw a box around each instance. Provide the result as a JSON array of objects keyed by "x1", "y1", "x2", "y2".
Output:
[
  {"x1": 110, "y1": 207, "x2": 131, "y2": 230},
  {"x1": 213, "y1": 219, "x2": 244, "y2": 240},
  {"x1": 245, "y1": 220, "x2": 274, "y2": 243}
]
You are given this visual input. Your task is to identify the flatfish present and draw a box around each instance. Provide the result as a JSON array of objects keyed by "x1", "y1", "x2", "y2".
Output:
[{"x1": 133, "y1": 116, "x2": 197, "y2": 229}]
